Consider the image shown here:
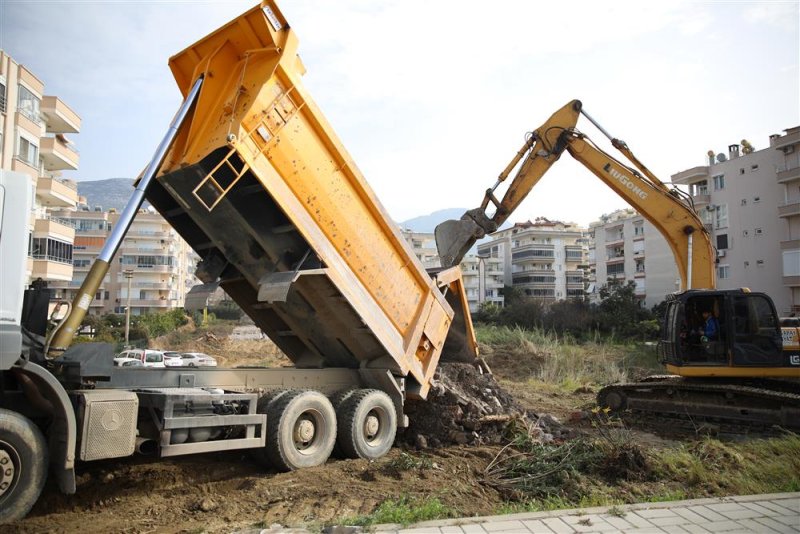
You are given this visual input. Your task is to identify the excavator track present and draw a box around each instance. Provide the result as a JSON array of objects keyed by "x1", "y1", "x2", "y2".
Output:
[{"x1": 597, "y1": 377, "x2": 800, "y2": 433}]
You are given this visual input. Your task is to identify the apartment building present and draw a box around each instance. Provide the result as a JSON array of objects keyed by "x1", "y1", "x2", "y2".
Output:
[
  {"x1": 401, "y1": 230, "x2": 440, "y2": 269},
  {"x1": 50, "y1": 207, "x2": 197, "y2": 315},
  {"x1": 671, "y1": 127, "x2": 799, "y2": 315},
  {"x1": 0, "y1": 50, "x2": 81, "y2": 284},
  {"x1": 480, "y1": 218, "x2": 587, "y2": 301},
  {"x1": 400, "y1": 229, "x2": 505, "y2": 312},
  {"x1": 588, "y1": 208, "x2": 679, "y2": 308},
  {"x1": 460, "y1": 254, "x2": 505, "y2": 311}
]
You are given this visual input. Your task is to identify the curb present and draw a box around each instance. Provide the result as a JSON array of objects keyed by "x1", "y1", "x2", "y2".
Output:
[{"x1": 372, "y1": 491, "x2": 800, "y2": 531}]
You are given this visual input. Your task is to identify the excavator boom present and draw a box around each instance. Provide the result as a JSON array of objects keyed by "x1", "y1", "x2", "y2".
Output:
[{"x1": 434, "y1": 100, "x2": 715, "y2": 291}]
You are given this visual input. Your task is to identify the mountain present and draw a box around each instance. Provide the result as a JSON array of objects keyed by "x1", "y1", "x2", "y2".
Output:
[
  {"x1": 399, "y1": 208, "x2": 468, "y2": 233},
  {"x1": 77, "y1": 178, "x2": 144, "y2": 211}
]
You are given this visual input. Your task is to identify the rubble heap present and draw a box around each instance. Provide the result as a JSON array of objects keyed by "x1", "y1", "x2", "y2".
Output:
[{"x1": 399, "y1": 362, "x2": 570, "y2": 448}]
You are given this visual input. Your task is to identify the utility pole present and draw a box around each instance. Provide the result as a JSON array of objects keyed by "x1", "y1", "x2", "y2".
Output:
[{"x1": 124, "y1": 269, "x2": 134, "y2": 345}]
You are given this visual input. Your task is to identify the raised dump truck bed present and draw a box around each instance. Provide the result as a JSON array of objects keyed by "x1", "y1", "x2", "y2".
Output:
[{"x1": 144, "y1": 1, "x2": 476, "y2": 399}]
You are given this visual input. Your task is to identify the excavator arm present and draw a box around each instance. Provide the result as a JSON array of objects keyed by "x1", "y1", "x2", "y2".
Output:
[
  {"x1": 435, "y1": 100, "x2": 581, "y2": 266},
  {"x1": 434, "y1": 100, "x2": 716, "y2": 291}
]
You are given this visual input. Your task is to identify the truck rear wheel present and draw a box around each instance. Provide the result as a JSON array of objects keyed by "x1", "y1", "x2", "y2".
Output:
[
  {"x1": 337, "y1": 389, "x2": 396, "y2": 460},
  {"x1": 266, "y1": 390, "x2": 336, "y2": 471},
  {"x1": 0, "y1": 409, "x2": 48, "y2": 524}
]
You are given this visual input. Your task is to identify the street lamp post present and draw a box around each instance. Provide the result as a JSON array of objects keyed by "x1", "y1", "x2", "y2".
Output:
[{"x1": 123, "y1": 269, "x2": 134, "y2": 345}]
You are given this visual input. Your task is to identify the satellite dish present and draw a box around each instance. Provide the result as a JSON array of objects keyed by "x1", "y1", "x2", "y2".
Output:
[{"x1": 716, "y1": 153, "x2": 727, "y2": 163}]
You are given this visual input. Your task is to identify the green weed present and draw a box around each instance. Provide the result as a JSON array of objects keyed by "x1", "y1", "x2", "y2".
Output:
[{"x1": 340, "y1": 495, "x2": 455, "y2": 527}]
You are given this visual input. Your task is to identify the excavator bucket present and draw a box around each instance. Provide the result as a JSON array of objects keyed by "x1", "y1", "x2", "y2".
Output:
[{"x1": 435, "y1": 217, "x2": 484, "y2": 269}]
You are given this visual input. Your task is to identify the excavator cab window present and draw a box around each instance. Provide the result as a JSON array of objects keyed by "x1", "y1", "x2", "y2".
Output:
[
  {"x1": 676, "y1": 295, "x2": 727, "y2": 365},
  {"x1": 731, "y1": 294, "x2": 782, "y2": 366}
]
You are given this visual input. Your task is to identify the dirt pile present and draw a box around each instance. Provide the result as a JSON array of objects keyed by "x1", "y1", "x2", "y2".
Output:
[{"x1": 399, "y1": 362, "x2": 569, "y2": 449}]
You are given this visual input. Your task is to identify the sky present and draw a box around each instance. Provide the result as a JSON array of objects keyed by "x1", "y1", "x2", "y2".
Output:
[{"x1": 1, "y1": 0, "x2": 797, "y2": 227}]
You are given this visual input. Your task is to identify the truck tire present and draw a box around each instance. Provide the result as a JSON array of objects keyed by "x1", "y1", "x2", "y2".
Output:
[
  {"x1": 329, "y1": 388, "x2": 358, "y2": 458},
  {"x1": 251, "y1": 390, "x2": 292, "y2": 466},
  {"x1": 0, "y1": 409, "x2": 48, "y2": 524},
  {"x1": 337, "y1": 389, "x2": 396, "y2": 460},
  {"x1": 266, "y1": 390, "x2": 336, "y2": 471}
]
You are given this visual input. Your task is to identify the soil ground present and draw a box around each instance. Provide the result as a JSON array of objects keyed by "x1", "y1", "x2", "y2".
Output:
[{"x1": 6, "y1": 335, "x2": 792, "y2": 533}]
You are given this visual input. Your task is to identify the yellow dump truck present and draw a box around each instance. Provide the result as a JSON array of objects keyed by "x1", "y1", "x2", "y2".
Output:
[{"x1": 0, "y1": 2, "x2": 476, "y2": 522}]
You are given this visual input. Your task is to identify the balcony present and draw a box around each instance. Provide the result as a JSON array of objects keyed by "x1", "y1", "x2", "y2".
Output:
[
  {"x1": 778, "y1": 199, "x2": 800, "y2": 218},
  {"x1": 31, "y1": 259, "x2": 73, "y2": 282},
  {"x1": 14, "y1": 109, "x2": 42, "y2": 136},
  {"x1": 123, "y1": 298, "x2": 172, "y2": 307},
  {"x1": 783, "y1": 276, "x2": 800, "y2": 287},
  {"x1": 36, "y1": 177, "x2": 79, "y2": 207},
  {"x1": 41, "y1": 96, "x2": 81, "y2": 134},
  {"x1": 671, "y1": 165, "x2": 709, "y2": 185},
  {"x1": 691, "y1": 193, "x2": 711, "y2": 207},
  {"x1": 33, "y1": 217, "x2": 75, "y2": 242},
  {"x1": 128, "y1": 264, "x2": 176, "y2": 273},
  {"x1": 777, "y1": 166, "x2": 800, "y2": 184},
  {"x1": 40, "y1": 136, "x2": 79, "y2": 171},
  {"x1": 781, "y1": 239, "x2": 800, "y2": 251},
  {"x1": 126, "y1": 230, "x2": 172, "y2": 239},
  {"x1": 772, "y1": 129, "x2": 800, "y2": 151}
]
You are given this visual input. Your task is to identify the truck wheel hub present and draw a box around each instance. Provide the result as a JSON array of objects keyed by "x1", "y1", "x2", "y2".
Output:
[
  {"x1": 295, "y1": 418, "x2": 315, "y2": 443},
  {"x1": 0, "y1": 446, "x2": 17, "y2": 497},
  {"x1": 364, "y1": 414, "x2": 380, "y2": 438}
]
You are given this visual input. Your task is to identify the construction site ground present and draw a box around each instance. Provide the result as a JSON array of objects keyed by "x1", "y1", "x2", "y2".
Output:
[{"x1": 8, "y1": 331, "x2": 800, "y2": 534}]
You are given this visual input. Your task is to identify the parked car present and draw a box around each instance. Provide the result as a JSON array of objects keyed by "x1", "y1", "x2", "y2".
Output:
[
  {"x1": 113, "y1": 357, "x2": 143, "y2": 368},
  {"x1": 180, "y1": 352, "x2": 218, "y2": 367},
  {"x1": 162, "y1": 351, "x2": 184, "y2": 367},
  {"x1": 115, "y1": 349, "x2": 166, "y2": 368}
]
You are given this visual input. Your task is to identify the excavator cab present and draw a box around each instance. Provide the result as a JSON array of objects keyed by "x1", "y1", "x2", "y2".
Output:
[{"x1": 660, "y1": 289, "x2": 785, "y2": 375}]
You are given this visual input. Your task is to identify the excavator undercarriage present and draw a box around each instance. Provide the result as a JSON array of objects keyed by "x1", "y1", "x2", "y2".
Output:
[{"x1": 598, "y1": 376, "x2": 800, "y2": 433}]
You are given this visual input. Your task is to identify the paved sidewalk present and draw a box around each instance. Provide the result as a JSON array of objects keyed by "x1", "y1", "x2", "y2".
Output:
[{"x1": 374, "y1": 492, "x2": 800, "y2": 533}]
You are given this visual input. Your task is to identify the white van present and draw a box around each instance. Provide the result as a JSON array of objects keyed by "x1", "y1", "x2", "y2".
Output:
[{"x1": 114, "y1": 349, "x2": 166, "y2": 368}]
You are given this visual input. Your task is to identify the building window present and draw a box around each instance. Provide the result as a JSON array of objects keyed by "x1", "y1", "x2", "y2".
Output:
[
  {"x1": 0, "y1": 80, "x2": 6, "y2": 113},
  {"x1": 607, "y1": 263, "x2": 625, "y2": 275},
  {"x1": 739, "y1": 168, "x2": 745, "y2": 175},
  {"x1": 751, "y1": 164, "x2": 759, "y2": 171},
  {"x1": 741, "y1": 199, "x2": 747, "y2": 206},
  {"x1": 754, "y1": 228, "x2": 763, "y2": 236},
  {"x1": 16, "y1": 135, "x2": 38, "y2": 167},
  {"x1": 753, "y1": 196, "x2": 760, "y2": 203},
  {"x1": 17, "y1": 85, "x2": 41, "y2": 124},
  {"x1": 713, "y1": 174, "x2": 725, "y2": 190},
  {"x1": 716, "y1": 234, "x2": 729, "y2": 250},
  {"x1": 715, "y1": 204, "x2": 728, "y2": 229},
  {"x1": 633, "y1": 224, "x2": 644, "y2": 236},
  {"x1": 756, "y1": 259, "x2": 764, "y2": 266},
  {"x1": 717, "y1": 265, "x2": 729, "y2": 279},
  {"x1": 30, "y1": 237, "x2": 73, "y2": 264},
  {"x1": 695, "y1": 181, "x2": 709, "y2": 195}
]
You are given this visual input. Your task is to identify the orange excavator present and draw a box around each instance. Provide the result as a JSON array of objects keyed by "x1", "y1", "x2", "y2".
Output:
[{"x1": 435, "y1": 100, "x2": 800, "y2": 430}]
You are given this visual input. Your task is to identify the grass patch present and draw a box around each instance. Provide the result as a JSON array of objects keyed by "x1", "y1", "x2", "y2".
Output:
[
  {"x1": 652, "y1": 433, "x2": 800, "y2": 495},
  {"x1": 339, "y1": 495, "x2": 455, "y2": 527},
  {"x1": 497, "y1": 493, "x2": 624, "y2": 515},
  {"x1": 386, "y1": 452, "x2": 433, "y2": 471},
  {"x1": 475, "y1": 325, "x2": 661, "y2": 389}
]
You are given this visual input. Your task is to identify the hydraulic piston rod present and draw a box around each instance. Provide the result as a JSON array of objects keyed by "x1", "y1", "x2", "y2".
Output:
[{"x1": 46, "y1": 76, "x2": 204, "y2": 357}]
